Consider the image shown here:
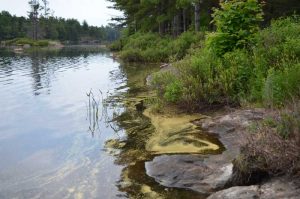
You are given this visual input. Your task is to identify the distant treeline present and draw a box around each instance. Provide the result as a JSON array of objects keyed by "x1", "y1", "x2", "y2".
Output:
[
  {"x1": 0, "y1": 10, "x2": 120, "y2": 43},
  {"x1": 108, "y1": 0, "x2": 300, "y2": 36}
]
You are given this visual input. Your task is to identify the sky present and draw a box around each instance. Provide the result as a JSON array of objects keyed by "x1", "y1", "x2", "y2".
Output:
[{"x1": 0, "y1": 0, "x2": 122, "y2": 26}]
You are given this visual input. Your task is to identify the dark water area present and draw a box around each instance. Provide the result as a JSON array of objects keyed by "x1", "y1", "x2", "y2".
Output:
[{"x1": 0, "y1": 48, "x2": 219, "y2": 199}]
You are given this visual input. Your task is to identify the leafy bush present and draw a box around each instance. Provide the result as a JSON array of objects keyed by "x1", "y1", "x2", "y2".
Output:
[
  {"x1": 253, "y1": 17, "x2": 300, "y2": 74},
  {"x1": 164, "y1": 80, "x2": 183, "y2": 103},
  {"x1": 250, "y1": 17, "x2": 300, "y2": 106},
  {"x1": 152, "y1": 71, "x2": 178, "y2": 97},
  {"x1": 117, "y1": 31, "x2": 201, "y2": 62},
  {"x1": 15, "y1": 38, "x2": 35, "y2": 46},
  {"x1": 169, "y1": 31, "x2": 204, "y2": 60},
  {"x1": 35, "y1": 40, "x2": 49, "y2": 47},
  {"x1": 152, "y1": 17, "x2": 300, "y2": 110},
  {"x1": 207, "y1": 0, "x2": 263, "y2": 56},
  {"x1": 263, "y1": 65, "x2": 300, "y2": 107},
  {"x1": 109, "y1": 39, "x2": 123, "y2": 51},
  {"x1": 120, "y1": 48, "x2": 144, "y2": 62}
]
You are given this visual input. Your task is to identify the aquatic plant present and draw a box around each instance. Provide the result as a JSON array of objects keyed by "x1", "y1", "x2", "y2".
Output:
[{"x1": 86, "y1": 89, "x2": 109, "y2": 135}]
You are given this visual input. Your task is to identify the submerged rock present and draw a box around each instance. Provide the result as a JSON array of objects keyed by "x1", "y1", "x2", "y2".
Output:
[{"x1": 145, "y1": 155, "x2": 233, "y2": 194}]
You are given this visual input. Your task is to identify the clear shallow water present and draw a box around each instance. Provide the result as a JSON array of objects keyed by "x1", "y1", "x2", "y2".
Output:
[
  {"x1": 0, "y1": 48, "x2": 215, "y2": 199},
  {"x1": 0, "y1": 49, "x2": 127, "y2": 198}
]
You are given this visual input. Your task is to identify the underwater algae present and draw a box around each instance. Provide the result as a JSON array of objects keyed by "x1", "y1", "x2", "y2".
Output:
[{"x1": 143, "y1": 109, "x2": 221, "y2": 154}]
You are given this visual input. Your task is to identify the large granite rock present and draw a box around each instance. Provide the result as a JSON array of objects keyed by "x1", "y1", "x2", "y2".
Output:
[{"x1": 145, "y1": 155, "x2": 233, "y2": 194}]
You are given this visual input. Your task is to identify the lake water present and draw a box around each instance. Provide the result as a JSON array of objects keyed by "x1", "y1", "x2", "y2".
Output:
[{"x1": 0, "y1": 48, "x2": 215, "y2": 199}]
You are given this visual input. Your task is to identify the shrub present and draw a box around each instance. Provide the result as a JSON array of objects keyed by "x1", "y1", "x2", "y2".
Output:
[
  {"x1": 122, "y1": 32, "x2": 164, "y2": 51},
  {"x1": 118, "y1": 31, "x2": 201, "y2": 63},
  {"x1": 119, "y1": 32, "x2": 171, "y2": 62},
  {"x1": 253, "y1": 17, "x2": 300, "y2": 107},
  {"x1": 263, "y1": 68, "x2": 296, "y2": 107},
  {"x1": 253, "y1": 17, "x2": 300, "y2": 74},
  {"x1": 15, "y1": 38, "x2": 35, "y2": 46},
  {"x1": 153, "y1": 17, "x2": 300, "y2": 110},
  {"x1": 207, "y1": 0, "x2": 263, "y2": 56},
  {"x1": 109, "y1": 39, "x2": 123, "y2": 51},
  {"x1": 152, "y1": 71, "x2": 178, "y2": 97},
  {"x1": 35, "y1": 40, "x2": 49, "y2": 47},
  {"x1": 120, "y1": 49, "x2": 144, "y2": 62},
  {"x1": 169, "y1": 31, "x2": 204, "y2": 60},
  {"x1": 220, "y1": 49, "x2": 253, "y2": 100},
  {"x1": 164, "y1": 80, "x2": 183, "y2": 103}
]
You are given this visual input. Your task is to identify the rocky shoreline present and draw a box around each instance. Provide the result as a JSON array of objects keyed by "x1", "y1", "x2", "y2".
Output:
[{"x1": 145, "y1": 108, "x2": 300, "y2": 198}]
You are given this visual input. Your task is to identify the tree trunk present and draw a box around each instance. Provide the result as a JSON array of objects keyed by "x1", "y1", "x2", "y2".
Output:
[
  {"x1": 173, "y1": 14, "x2": 179, "y2": 37},
  {"x1": 32, "y1": 15, "x2": 38, "y2": 40},
  {"x1": 195, "y1": 1, "x2": 200, "y2": 32},
  {"x1": 159, "y1": 22, "x2": 164, "y2": 35},
  {"x1": 182, "y1": 9, "x2": 187, "y2": 32}
]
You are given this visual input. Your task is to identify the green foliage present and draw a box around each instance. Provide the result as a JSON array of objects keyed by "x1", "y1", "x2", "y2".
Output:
[
  {"x1": 120, "y1": 49, "x2": 144, "y2": 62},
  {"x1": 171, "y1": 48, "x2": 252, "y2": 109},
  {"x1": 169, "y1": 31, "x2": 204, "y2": 60},
  {"x1": 5, "y1": 38, "x2": 49, "y2": 47},
  {"x1": 118, "y1": 31, "x2": 201, "y2": 62},
  {"x1": 152, "y1": 71, "x2": 178, "y2": 97},
  {"x1": 35, "y1": 40, "x2": 49, "y2": 47},
  {"x1": 164, "y1": 80, "x2": 183, "y2": 103},
  {"x1": 0, "y1": 10, "x2": 120, "y2": 43},
  {"x1": 109, "y1": 39, "x2": 123, "y2": 51},
  {"x1": 207, "y1": 0, "x2": 263, "y2": 56},
  {"x1": 263, "y1": 65, "x2": 300, "y2": 107},
  {"x1": 152, "y1": 17, "x2": 300, "y2": 110},
  {"x1": 250, "y1": 17, "x2": 300, "y2": 106}
]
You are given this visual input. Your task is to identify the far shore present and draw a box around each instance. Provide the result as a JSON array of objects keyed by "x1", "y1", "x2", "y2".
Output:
[{"x1": 0, "y1": 42, "x2": 108, "y2": 54}]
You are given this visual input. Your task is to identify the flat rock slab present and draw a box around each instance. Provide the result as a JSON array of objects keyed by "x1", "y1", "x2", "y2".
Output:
[
  {"x1": 145, "y1": 155, "x2": 232, "y2": 194},
  {"x1": 145, "y1": 109, "x2": 267, "y2": 194},
  {"x1": 208, "y1": 177, "x2": 300, "y2": 199}
]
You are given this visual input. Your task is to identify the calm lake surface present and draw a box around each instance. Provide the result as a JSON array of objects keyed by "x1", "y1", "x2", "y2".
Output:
[{"x1": 0, "y1": 48, "x2": 210, "y2": 199}]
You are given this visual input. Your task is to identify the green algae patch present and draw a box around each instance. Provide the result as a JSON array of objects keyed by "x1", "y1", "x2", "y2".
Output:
[{"x1": 144, "y1": 108, "x2": 222, "y2": 154}]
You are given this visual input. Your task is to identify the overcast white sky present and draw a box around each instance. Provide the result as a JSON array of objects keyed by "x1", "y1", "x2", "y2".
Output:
[{"x1": 0, "y1": 0, "x2": 122, "y2": 26}]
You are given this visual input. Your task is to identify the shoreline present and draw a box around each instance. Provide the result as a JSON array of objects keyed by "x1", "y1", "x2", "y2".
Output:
[
  {"x1": 0, "y1": 43, "x2": 109, "y2": 54},
  {"x1": 144, "y1": 105, "x2": 300, "y2": 198},
  {"x1": 141, "y1": 63, "x2": 300, "y2": 198}
]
